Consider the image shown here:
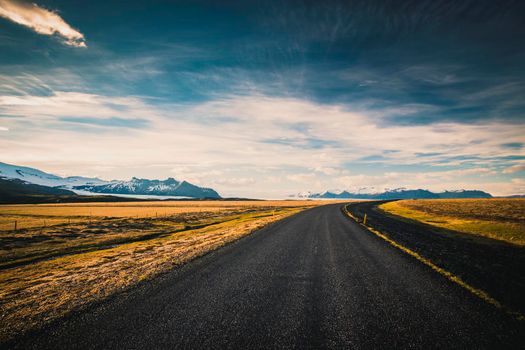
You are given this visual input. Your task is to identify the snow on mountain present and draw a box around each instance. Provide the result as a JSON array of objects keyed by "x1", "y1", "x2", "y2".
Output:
[
  {"x1": 291, "y1": 191, "x2": 314, "y2": 198},
  {"x1": 0, "y1": 162, "x2": 106, "y2": 188},
  {"x1": 61, "y1": 176, "x2": 108, "y2": 187},
  {"x1": 325, "y1": 189, "x2": 345, "y2": 195},
  {"x1": 76, "y1": 177, "x2": 221, "y2": 199},
  {"x1": 0, "y1": 162, "x2": 221, "y2": 199}
]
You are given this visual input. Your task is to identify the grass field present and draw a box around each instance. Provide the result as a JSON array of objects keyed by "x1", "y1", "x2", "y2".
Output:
[
  {"x1": 0, "y1": 201, "x2": 317, "y2": 230},
  {"x1": 0, "y1": 200, "x2": 329, "y2": 341},
  {"x1": 380, "y1": 199, "x2": 525, "y2": 245}
]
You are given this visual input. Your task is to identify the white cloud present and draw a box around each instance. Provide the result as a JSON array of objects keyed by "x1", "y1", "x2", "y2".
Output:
[
  {"x1": 313, "y1": 166, "x2": 346, "y2": 176},
  {"x1": 503, "y1": 163, "x2": 525, "y2": 174},
  {"x1": 286, "y1": 173, "x2": 317, "y2": 183},
  {"x1": 0, "y1": 0, "x2": 86, "y2": 47},
  {"x1": 214, "y1": 177, "x2": 256, "y2": 186}
]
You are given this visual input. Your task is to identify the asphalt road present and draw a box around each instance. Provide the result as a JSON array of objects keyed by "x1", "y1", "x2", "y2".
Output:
[
  {"x1": 7, "y1": 204, "x2": 524, "y2": 349},
  {"x1": 348, "y1": 200, "x2": 525, "y2": 317}
]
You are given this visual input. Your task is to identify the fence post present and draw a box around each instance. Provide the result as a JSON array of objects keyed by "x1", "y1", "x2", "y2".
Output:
[{"x1": 363, "y1": 213, "x2": 367, "y2": 225}]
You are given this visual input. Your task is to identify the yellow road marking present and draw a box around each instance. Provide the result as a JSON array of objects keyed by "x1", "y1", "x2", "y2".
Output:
[{"x1": 343, "y1": 204, "x2": 525, "y2": 322}]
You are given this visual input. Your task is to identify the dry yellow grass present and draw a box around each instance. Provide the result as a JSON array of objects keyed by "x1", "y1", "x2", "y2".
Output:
[
  {"x1": 0, "y1": 200, "x2": 328, "y2": 342},
  {"x1": 380, "y1": 199, "x2": 525, "y2": 245},
  {"x1": 0, "y1": 200, "x2": 318, "y2": 230}
]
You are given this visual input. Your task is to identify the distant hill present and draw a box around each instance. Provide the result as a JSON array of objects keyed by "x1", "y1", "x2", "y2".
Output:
[
  {"x1": 293, "y1": 188, "x2": 492, "y2": 199},
  {"x1": 0, "y1": 177, "x2": 77, "y2": 203},
  {"x1": 0, "y1": 176, "x2": 75, "y2": 196},
  {"x1": 436, "y1": 190, "x2": 493, "y2": 199},
  {"x1": 0, "y1": 162, "x2": 221, "y2": 199}
]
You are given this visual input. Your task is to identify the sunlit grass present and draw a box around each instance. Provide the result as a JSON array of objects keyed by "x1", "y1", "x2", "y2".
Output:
[
  {"x1": 380, "y1": 199, "x2": 525, "y2": 245},
  {"x1": 0, "y1": 200, "x2": 319, "y2": 230}
]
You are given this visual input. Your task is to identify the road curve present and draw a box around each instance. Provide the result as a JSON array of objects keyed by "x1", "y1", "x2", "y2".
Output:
[
  {"x1": 348, "y1": 200, "x2": 525, "y2": 317},
  {"x1": 6, "y1": 204, "x2": 524, "y2": 349}
]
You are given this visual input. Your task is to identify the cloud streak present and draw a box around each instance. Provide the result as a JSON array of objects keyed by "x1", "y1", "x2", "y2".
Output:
[
  {"x1": 0, "y1": 0, "x2": 86, "y2": 47},
  {"x1": 503, "y1": 164, "x2": 525, "y2": 174}
]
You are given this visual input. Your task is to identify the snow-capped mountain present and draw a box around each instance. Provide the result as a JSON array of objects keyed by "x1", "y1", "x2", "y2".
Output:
[
  {"x1": 291, "y1": 188, "x2": 492, "y2": 199},
  {"x1": 0, "y1": 162, "x2": 221, "y2": 199},
  {"x1": 0, "y1": 162, "x2": 106, "y2": 188},
  {"x1": 76, "y1": 177, "x2": 221, "y2": 199}
]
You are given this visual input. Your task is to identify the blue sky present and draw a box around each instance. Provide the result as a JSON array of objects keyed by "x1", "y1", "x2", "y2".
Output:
[{"x1": 0, "y1": 0, "x2": 524, "y2": 197}]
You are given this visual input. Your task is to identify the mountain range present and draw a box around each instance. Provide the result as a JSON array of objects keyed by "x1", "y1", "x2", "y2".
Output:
[
  {"x1": 75, "y1": 177, "x2": 220, "y2": 198},
  {"x1": 0, "y1": 162, "x2": 221, "y2": 199},
  {"x1": 0, "y1": 162, "x2": 503, "y2": 202},
  {"x1": 293, "y1": 188, "x2": 492, "y2": 199}
]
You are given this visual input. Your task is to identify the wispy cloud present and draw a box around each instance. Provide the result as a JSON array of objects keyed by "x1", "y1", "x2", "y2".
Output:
[
  {"x1": 59, "y1": 117, "x2": 150, "y2": 129},
  {"x1": 501, "y1": 142, "x2": 523, "y2": 150},
  {"x1": 503, "y1": 163, "x2": 525, "y2": 174},
  {"x1": 0, "y1": 0, "x2": 86, "y2": 47}
]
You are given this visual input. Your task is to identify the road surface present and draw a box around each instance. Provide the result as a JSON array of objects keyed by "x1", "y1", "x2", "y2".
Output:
[
  {"x1": 348, "y1": 200, "x2": 525, "y2": 317},
  {"x1": 6, "y1": 203, "x2": 524, "y2": 349}
]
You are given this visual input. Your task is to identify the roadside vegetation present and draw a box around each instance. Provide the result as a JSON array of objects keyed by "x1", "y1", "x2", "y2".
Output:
[
  {"x1": 0, "y1": 200, "x2": 325, "y2": 342},
  {"x1": 380, "y1": 199, "x2": 525, "y2": 245}
]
